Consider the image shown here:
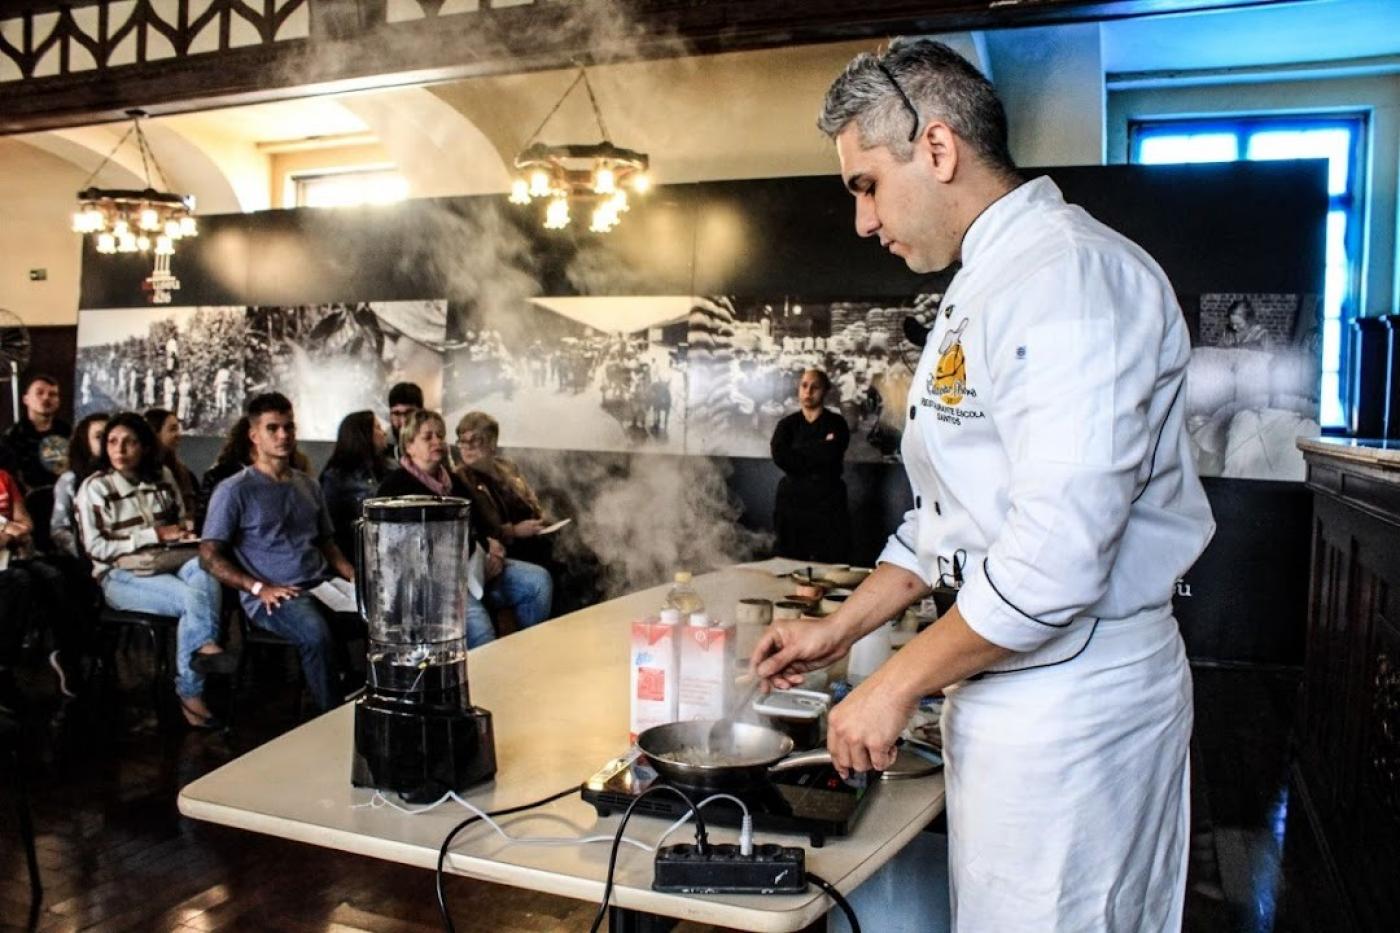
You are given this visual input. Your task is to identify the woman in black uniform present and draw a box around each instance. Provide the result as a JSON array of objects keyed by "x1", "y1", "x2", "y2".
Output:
[{"x1": 769, "y1": 368, "x2": 851, "y2": 563}]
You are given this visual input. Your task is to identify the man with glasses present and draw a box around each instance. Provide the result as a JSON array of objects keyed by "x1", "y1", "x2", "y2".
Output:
[{"x1": 750, "y1": 39, "x2": 1214, "y2": 931}]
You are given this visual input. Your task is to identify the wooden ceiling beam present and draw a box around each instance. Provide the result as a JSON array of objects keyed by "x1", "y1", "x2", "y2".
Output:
[{"x1": 0, "y1": 0, "x2": 1294, "y2": 134}]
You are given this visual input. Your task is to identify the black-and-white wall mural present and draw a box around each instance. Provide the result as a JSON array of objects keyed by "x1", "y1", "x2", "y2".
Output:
[
  {"x1": 1182, "y1": 292, "x2": 1321, "y2": 481},
  {"x1": 244, "y1": 300, "x2": 448, "y2": 440},
  {"x1": 76, "y1": 305, "x2": 247, "y2": 432}
]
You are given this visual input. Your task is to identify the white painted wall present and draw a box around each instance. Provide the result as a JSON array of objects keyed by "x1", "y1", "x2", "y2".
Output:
[
  {"x1": 1108, "y1": 73, "x2": 1400, "y2": 316},
  {"x1": 0, "y1": 139, "x2": 85, "y2": 326},
  {"x1": 985, "y1": 24, "x2": 1106, "y2": 167}
]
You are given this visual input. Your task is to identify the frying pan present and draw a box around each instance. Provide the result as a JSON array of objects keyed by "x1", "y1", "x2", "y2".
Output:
[{"x1": 637, "y1": 720, "x2": 833, "y2": 791}]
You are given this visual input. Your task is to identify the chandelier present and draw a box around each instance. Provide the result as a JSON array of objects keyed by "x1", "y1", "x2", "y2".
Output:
[
  {"x1": 71, "y1": 109, "x2": 198, "y2": 303},
  {"x1": 508, "y1": 67, "x2": 650, "y2": 234}
]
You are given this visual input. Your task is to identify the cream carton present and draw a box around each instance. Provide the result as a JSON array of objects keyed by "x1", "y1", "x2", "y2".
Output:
[
  {"x1": 629, "y1": 609, "x2": 682, "y2": 741},
  {"x1": 678, "y1": 612, "x2": 736, "y2": 722}
]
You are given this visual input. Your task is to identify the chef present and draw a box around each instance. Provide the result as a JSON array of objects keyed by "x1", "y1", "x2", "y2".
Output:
[{"x1": 751, "y1": 39, "x2": 1215, "y2": 931}]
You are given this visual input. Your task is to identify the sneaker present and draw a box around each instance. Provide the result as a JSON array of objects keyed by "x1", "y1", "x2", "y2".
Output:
[{"x1": 49, "y1": 650, "x2": 77, "y2": 698}]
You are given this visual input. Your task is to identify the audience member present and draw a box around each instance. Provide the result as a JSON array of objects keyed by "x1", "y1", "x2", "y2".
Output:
[
  {"x1": 452, "y1": 411, "x2": 550, "y2": 566},
  {"x1": 201, "y1": 393, "x2": 356, "y2": 712},
  {"x1": 50, "y1": 412, "x2": 109, "y2": 558},
  {"x1": 1, "y1": 374, "x2": 71, "y2": 491},
  {"x1": 0, "y1": 462, "x2": 88, "y2": 701},
  {"x1": 75, "y1": 412, "x2": 231, "y2": 726},
  {"x1": 377, "y1": 410, "x2": 552, "y2": 648},
  {"x1": 144, "y1": 408, "x2": 198, "y2": 517},
  {"x1": 196, "y1": 416, "x2": 252, "y2": 532},
  {"x1": 386, "y1": 382, "x2": 423, "y2": 461},
  {"x1": 320, "y1": 410, "x2": 394, "y2": 561}
]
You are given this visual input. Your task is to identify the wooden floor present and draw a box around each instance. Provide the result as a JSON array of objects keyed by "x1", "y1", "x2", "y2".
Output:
[{"x1": 0, "y1": 646, "x2": 1349, "y2": 932}]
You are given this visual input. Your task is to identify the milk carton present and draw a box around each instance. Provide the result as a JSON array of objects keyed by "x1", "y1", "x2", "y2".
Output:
[
  {"x1": 629, "y1": 609, "x2": 682, "y2": 741},
  {"x1": 678, "y1": 612, "x2": 736, "y2": 722}
]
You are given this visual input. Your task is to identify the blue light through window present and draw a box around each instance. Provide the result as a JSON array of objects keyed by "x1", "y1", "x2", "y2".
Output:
[{"x1": 1131, "y1": 116, "x2": 1365, "y2": 429}]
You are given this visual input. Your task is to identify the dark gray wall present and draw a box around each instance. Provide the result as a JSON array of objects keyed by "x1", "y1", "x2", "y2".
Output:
[{"x1": 87, "y1": 163, "x2": 1329, "y2": 665}]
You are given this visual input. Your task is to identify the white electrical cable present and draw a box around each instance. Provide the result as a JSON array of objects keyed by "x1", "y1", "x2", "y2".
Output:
[{"x1": 354, "y1": 788, "x2": 753, "y2": 855}]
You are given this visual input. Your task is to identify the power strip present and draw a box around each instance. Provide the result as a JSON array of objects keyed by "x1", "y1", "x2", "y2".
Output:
[{"x1": 652, "y1": 842, "x2": 806, "y2": 894}]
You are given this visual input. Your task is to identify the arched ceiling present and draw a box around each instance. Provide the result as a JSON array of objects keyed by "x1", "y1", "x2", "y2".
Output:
[{"x1": 7, "y1": 0, "x2": 1400, "y2": 216}]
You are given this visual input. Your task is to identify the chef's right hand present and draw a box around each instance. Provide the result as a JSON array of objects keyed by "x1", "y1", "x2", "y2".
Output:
[{"x1": 750, "y1": 617, "x2": 853, "y2": 692}]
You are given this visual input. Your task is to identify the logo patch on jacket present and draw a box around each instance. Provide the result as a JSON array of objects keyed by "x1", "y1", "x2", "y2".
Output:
[
  {"x1": 929, "y1": 317, "x2": 971, "y2": 405},
  {"x1": 922, "y1": 317, "x2": 984, "y2": 426}
]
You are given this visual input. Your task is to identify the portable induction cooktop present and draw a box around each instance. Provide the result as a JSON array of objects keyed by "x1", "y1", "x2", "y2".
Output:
[{"x1": 580, "y1": 751, "x2": 872, "y2": 848}]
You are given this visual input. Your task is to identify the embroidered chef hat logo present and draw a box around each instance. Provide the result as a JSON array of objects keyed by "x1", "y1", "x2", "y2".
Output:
[{"x1": 929, "y1": 317, "x2": 970, "y2": 406}]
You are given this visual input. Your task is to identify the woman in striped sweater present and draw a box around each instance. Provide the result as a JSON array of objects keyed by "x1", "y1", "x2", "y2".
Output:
[{"x1": 75, "y1": 412, "x2": 231, "y2": 729}]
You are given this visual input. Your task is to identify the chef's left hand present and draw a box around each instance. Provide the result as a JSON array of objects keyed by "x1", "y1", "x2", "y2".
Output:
[{"x1": 827, "y1": 673, "x2": 915, "y2": 778}]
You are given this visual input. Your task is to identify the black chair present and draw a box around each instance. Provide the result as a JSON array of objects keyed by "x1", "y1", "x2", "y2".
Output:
[
  {"x1": 0, "y1": 708, "x2": 42, "y2": 924},
  {"x1": 233, "y1": 610, "x2": 307, "y2": 723},
  {"x1": 23, "y1": 486, "x2": 55, "y2": 556},
  {"x1": 231, "y1": 605, "x2": 366, "y2": 725},
  {"x1": 96, "y1": 605, "x2": 179, "y2": 726}
]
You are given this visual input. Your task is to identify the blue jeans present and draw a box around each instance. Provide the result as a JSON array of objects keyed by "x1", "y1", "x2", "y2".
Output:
[
  {"x1": 466, "y1": 559, "x2": 553, "y2": 648},
  {"x1": 249, "y1": 595, "x2": 341, "y2": 712},
  {"x1": 101, "y1": 558, "x2": 222, "y2": 700}
]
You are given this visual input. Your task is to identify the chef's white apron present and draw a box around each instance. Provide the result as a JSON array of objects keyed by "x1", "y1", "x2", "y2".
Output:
[{"x1": 941, "y1": 605, "x2": 1191, "y2": 932}]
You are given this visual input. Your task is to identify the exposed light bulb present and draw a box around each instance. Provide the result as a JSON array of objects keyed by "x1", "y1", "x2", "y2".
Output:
[
  {"x1": 544, "y1": 197, "x2": 570, "y2": 230},
  {"x1": 137, "y1": 235, "x2": 151, "y2": 252},
  {"x1": 71, "y1": 212, "x2": 86, "y2": 233},
  {"x1": 631, "y1": 173, "x2": 652, "y2": 194},
  {"x1": 113, "y1": 219, "x2": 130, "y2": 237},
  {"x1": 509, "y1": 178, "x2": 531, "y2": 205},
  {"x1": 165, "y1": 219, "x2": 182, "y2": 239},
  {"x1": 96, "y1": 233, "x2": 116, "y2": 254},
  {"x1": 139, "y1": 207, "x2": 160, "y2": 231},
  {"x1": 118, "y1": 233, "x2": 137, "y2": 253},
  {"x1": 593, "y1": 165, "x2": 616, "y2": 195},
  {"x1": 529, "y1": 169, "x2": 552, "y2": 198},
  {"x1": 155, "y1": 235, "x2": 174, "y2": 256},
  {"x1": 179, "y1": 216, "x2": 198, "y2": 237},
  {"x1": 591, "y1": 201, "x2": 620, "y2": 233}
]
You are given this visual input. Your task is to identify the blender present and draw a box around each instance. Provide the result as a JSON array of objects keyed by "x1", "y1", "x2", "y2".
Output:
[{"x1": 351, "y1": 495, "x2": 496, "y2": 802}]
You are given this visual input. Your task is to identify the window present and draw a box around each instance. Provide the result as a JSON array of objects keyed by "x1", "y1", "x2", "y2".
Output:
[
  {"x1": 289, "y1": 167, "x2": 409, "y2": 209},
  {"x1": 1131, "y1": 115, "x2": 1366, "y2": 428}
]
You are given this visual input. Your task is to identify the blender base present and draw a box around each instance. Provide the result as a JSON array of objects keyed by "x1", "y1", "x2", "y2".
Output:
[{"x1": 351, "y1": 699, "x2": 497, "y2": 803}]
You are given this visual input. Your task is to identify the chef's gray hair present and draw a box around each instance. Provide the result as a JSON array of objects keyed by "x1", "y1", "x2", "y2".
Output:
[{"x1": 817, "y1": 38, "x2": 1016, "y2": 175}]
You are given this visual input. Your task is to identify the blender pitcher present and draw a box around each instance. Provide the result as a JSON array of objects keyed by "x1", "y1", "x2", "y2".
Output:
[{"x1": 351, "y1": 495, "x2": 497, "y2": 802}]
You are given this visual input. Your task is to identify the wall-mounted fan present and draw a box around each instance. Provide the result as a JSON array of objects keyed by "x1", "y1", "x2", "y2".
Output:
[{"x1": 0, "y1": 308, "x2": 33, "y2": 423}]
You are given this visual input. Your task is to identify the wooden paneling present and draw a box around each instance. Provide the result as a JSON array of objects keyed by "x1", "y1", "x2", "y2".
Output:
[{"x1": 1297, "y1": 450, "x2": 1400, "y2": 932}]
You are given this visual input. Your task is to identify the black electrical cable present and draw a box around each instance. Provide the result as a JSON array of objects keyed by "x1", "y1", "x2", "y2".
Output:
[
  {"x1": 806, "y1": 870, "x2": 860, "y2": 933},
  {"x1": 435, "y1": 785, "x2": 579, "y2": 933},
  {"x1": 587, "y1": 784, "x2": 707, "y2": 933}
]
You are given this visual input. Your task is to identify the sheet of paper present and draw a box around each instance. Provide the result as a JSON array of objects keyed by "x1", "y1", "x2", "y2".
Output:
[
  {"x1": 538, "y1": 518, "x2": 572, "y2": 536},
  {"x1": 309, "y1": 577, "x2": 357, "y2": 614},
  {"x1": 467, "y1": 545, "x2": 485, "y2": 600}
]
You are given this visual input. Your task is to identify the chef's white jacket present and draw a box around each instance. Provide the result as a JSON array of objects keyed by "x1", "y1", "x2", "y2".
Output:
[{"x1": 878, "y1": 177, "x2": 1215, "y2": 664}]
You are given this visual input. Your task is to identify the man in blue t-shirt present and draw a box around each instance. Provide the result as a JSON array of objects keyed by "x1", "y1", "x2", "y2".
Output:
[{"x1": 201, "y1": 392, "x2": 357, "y2": 711}]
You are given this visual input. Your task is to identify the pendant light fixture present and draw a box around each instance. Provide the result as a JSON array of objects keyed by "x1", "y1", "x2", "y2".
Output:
[
  {"x1": 507, "y1": 67, "x2": 650, "y2": 234},
  {"x1": 71, "y1": 109, "x2": 197, "y2": 303}
]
